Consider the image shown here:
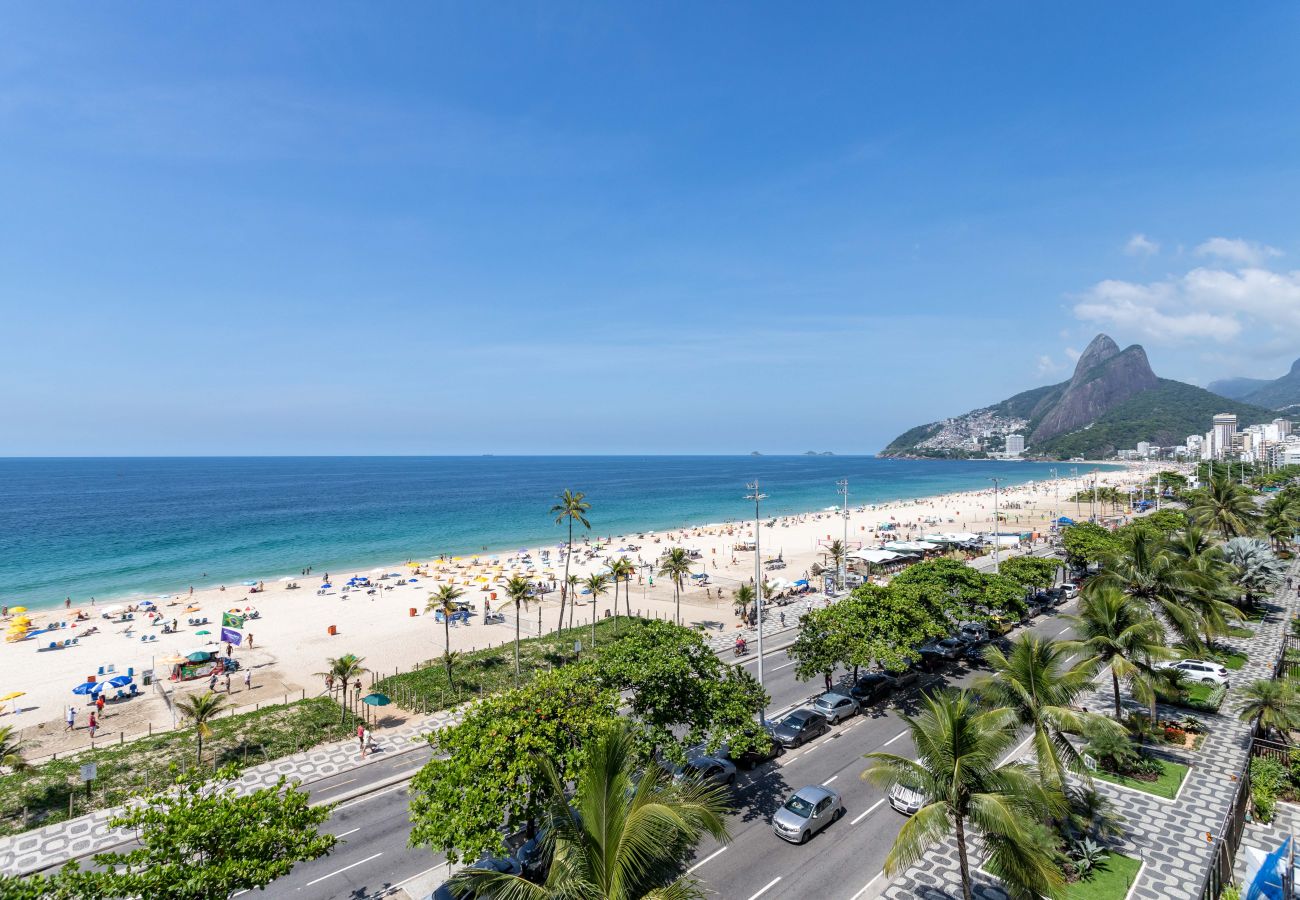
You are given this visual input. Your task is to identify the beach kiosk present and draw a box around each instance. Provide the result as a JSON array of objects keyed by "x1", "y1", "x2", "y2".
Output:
[{"x1": 167, "y1": 650, "x2": 238, "y2": 682}]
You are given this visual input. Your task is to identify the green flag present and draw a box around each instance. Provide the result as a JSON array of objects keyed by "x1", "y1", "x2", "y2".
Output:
[{"x1": 222, "y1": 612, "x2": 245, "y2": 629}]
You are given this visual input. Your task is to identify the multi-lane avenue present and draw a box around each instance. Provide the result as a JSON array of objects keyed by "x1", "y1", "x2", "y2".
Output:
[{"x1": 254, "y1": 588, "x2": 1082, "y2": 900}]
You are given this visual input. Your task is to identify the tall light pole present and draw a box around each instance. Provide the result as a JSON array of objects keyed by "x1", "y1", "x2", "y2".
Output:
[
  {"x1": 1071, "y1": 466, "x2": 1080, "y2": 519},
  {"x1": 745, "y1": 480, "x2": 768, "y2": 725},
  {"x1": 1090, "y1": 469, "x2": 1098, "y2": 521},
  {"x1": 1049, "y1": 467, "x2": 1059, "y2": 527},
  {"x1": 990, "y1": 477, "x2": 1001, "y2": 574},
  {"x1": 837, "y1": 478, "x2": 850, "y2": 590}
]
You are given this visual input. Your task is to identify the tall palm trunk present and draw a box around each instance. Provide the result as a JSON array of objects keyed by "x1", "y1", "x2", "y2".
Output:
[
  {"x1": 955, "y1": 816, "x2": 972, "y2": 900},
  {"x1": 560, "y1": 520, "x2": 572, "y2": 633},
  {"x1": 674, "y1": 579, "x2": 681, "y2": 625},
  {"x1": 196, "y1": 732, "x2": 203, "y2": 767},
  {"x1": 514, "y1": 603, "x2": 521, "y2": 687},
  {"x1": 443, "y1": 617, "x2": 453, "y2": 689},
  {"x1": 1111, "y1": 668, "x2": 1122, "y2": 720}
]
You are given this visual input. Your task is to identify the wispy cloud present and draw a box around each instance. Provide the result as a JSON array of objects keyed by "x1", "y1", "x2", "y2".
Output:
[
  {"x1": 1194, "y1": 236, "x2": 1282, "y2": 266},
  {"x1": 1123, "y1": 233, "x2": 1159, "y2": 257}
]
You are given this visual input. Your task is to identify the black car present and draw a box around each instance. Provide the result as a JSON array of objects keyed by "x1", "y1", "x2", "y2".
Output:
[
  {"x1": 849, "y1": 672, "x2": 896, "y2": 705},
  {"x1": 723, "y1": 725, "x2": 783, "y2": 769},
  {"x1": 885, "y1": 665, "x2": 920, "y2": 690},
  {"x1": 771, "y1": 709, "x2": 831, "y2": 748}
]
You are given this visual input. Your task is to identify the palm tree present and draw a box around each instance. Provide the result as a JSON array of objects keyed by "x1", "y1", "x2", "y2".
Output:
[
  {"x1": 1090, "y1": 527, "x2": 1233, "y2": 645},
  {"x1": 317, "y1": 653, "x2": 368, "y2": 724},
  {"x1": 825, "y1": 539, "x2": 846, "y2": 587},
  {"x1": 1238, "y1": 679, "x2": 1300, "y2": 741},
  {"x1": 566, "y1": 573, "x2": 581, "y2": 628},
  {"x1": 449, "y1": 720, "x2": 730, "y2": 900},
  {"x1": 862, "y1": 689, "x2": 1065, "y2": 900},
  {"x1": 584, "y1": 572, "x2": 609, "y2": 647},
  {"x1": 551, "y1": 489, "x2": 592, "y2": 632},
  {"x1": 1187, "y1": 474, "x2": 1261, "y2": 539},
  {"x1": 0, "y1": 725, "x2": 24, "y2": 771},
  {"x1": 1262, "y1": 494, "x2": 1299, "y2": 551},
  {"x1": 1223, "y1": 537, "x2": 1288, "y2": 607},
  {"x1": 176, "y1": 691, "x2": 230, "y2": 766},
  {"x1": 426, "y1": 585, "x2": 467, "y2": 690},
  {"x1": 1066, "y1": 586, "x2": 1172, "y2": 719},
  {"x1": 976, "y1": 635, "x2": 1102, "y2": 787},
  {"x1": 733, "y1": 583, "x2": 756, "y2": 624},
  {"x1": 606, "y1": 555, "x2": 635, "y2": 625},
  {"x1": 503, "y1": 575, "x2": 533, "y2": 688},
  {"x1": 658, "y1": 547, "x2": 692, "y2": 626}
]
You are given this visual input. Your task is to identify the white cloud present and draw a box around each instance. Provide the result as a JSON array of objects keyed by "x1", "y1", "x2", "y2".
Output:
[
  {"x1": 1035, "y1": 355, "x2": 1063, "y2": 377},
  {"x1": 1194, "y1": 237, "x2": 1282, "y2": 266},
  {"x1": 1064, "y1": 347, "x2": 1081, "y2": 361},
  {"x1": 1124, "y1": 233, "x2": 1159, "y2": 256}
]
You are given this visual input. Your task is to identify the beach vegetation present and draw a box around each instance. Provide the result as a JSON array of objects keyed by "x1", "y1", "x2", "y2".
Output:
[
  {"x1": 0, "y1": 726, "x2": 25, "y2": 773},
  {"x1": 732, "y1": 583, "x2": 755, "y2": 623},
  {"x1": 998, "y1": 556, "x2": 1062, "y2": 593},
  {"x1": 582, "y1": 572, "x2": 609, "y2": 647},
  {"x1": 502, "y1": 574, "x2": 534, "y2": 688},
  {"x1": 1186, "y1": 475, "x2": 1262, "y2": 540},
  {"x1": 4, "y1": 766, "x2": 334, "y2": 900},
  {"x1": 446, "y1": 720, "x2": 729, "y2": 900},
  {"x1": 551, "y1": 489, "x2": 592, "y2": 631},
  {"x1": 1065, "y1": 586, "x2": 1172, "y2": 720},
  {"x1": 175, "y1": 691, "x2": 230, "y2": 767},
  {"x1": 408, "y1": 665, "x2": 620, "y2": 864},
  {"x1": 888, "y1": 558, "x2": 1026, "y2": 626},
  {"x1": 1237, "y1": 679, "x2": 1300, "y2": 740},
  {"x1": 862, "y1": 688, "x2": 1066, "y2": 900},
  {"x1": 427, "y1": 584, "x2": 468, "y2": 690},
  {"x1": 316, "y1": 653, "x2": 368, "y2": 725},
  {"x1": 658, "y1": 547, "x2": 693, "y2": 626},
  {"x1": 606, "y1": 554, "x2": 635, "y2": 625}
]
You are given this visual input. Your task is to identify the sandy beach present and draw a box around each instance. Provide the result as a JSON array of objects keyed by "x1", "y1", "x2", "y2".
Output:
[{"x1": 2, "y1": 464, "x2": 1155, "y2": 757}]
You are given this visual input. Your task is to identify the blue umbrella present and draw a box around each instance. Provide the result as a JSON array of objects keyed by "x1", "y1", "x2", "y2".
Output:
[
  {"x1": 108, "y1": 675, "x2": 133, "y2": 688},
  {"x1": 72, "y1": 682, "x2": 97, "y2": 695}
]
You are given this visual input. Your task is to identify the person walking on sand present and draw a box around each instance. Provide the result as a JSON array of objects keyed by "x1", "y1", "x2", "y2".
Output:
[
  {"x1": 95, "y1": 695, "x2": 105, "y2": 717},
  {"x1": 88, "y1": 712, "x2": 97, "y2": 739},
  {"x1": 66, "y1": 706, "x2": 76, "y2": 731},
  {"x1": 247, "y1": 632, "x2": 254, "y2": 649},
  {"x1": 225, "y1": 672, "x2": 231, "y2": 693},
  {"x1": 244, "y1": 669, "x2": 252, "y2": 691}
]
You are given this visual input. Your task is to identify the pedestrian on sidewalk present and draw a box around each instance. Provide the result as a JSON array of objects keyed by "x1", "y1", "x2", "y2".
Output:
[
  {"x1": 357, "y1": 723, "x2": 366, "y2": 758},
  {"x1": 824, "y1": 671, "x2": 832, "y2": 692},
  {"x1": 65, "y1": 706, "x2": 76, "y2": 731}
]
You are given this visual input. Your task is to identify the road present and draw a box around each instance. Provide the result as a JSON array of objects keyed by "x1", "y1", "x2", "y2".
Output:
[{"x1": 255, "y1": 588, "x2": 1081, "y2": 900}]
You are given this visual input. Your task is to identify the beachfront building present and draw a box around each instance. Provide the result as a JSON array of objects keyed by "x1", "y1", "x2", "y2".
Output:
[
  {"x1": 1004, "y1": 434, "x2": 1025, "y2": 456},
  {"x1": 1212, "y1": 413, "x2": 1239, "y2": 460}
]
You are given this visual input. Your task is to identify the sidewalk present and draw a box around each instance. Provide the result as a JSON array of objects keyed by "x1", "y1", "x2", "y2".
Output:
[{"x1": 876, "y1": 558, "x2": 1300, "y2": 900}]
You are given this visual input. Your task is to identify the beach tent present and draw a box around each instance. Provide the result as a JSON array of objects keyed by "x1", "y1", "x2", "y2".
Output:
[{"x1": 1055, "y1": 517, "x2": 1075, "y2": 526}]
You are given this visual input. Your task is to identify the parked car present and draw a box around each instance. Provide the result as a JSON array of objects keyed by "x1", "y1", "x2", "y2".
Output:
[
  {"x1": 884, "y1": 664, "x2": 921, "y2": 689},
  {"x1": 920, "y1": 638, "x2": 966, "y2": 660},
  {"x1": 1060, "y1": 583, "x2": 1080, "y2": 600},
  {"x1": 957, "y1": 622, "x2": 989, "y2": 645},
  {"x1": 812, "y1": 690, "x2": 859, "y2": 724},
  {"x1": 849, "y1": 672, "x2": 896, "y2": 705},
  {"x1": 888, "y1": 781, "x2": 928, "y2": 815},
  {"x1": 987, "y1": 615, "x2": 1015, "y2": 636},
  {"x1": 771, "y1": 785, "x2": 844, "y2": 844},
  {"x1": 721, "y1": 725, "x2": 783, "y2": 769},
  {"x1": 771, "y1": 709, "x2": 831, "y2": 748},
  {"x1": 1161, "y1": 659, "x2": 1229, "y2": 686},
  {"x1": 674, "y1": 754, "x2": 737, "y2": 787}
]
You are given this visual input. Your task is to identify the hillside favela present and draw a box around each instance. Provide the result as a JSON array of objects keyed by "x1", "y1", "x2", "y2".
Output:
[{"x1": 3, "y1": 7, "x2": 1300, "y2": 900}]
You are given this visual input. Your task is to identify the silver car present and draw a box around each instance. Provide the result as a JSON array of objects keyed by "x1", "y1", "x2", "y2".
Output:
[
  {"x1": 887, "y1": 781, "x2": 927, "y2": 815},
  {"x1": 674, "y1": 754, "x2": 737, "y2": 787},
  {"x1": 772, "y1": 785, "x2": 844, "y2": 844},
  {"x1": 812, "y1": 690, "x2": 859, "y2": 724}
]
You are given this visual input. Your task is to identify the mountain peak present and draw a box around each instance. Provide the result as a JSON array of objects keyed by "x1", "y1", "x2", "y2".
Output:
[{"x1": 1070, "y1": 334, "x2": 1121, "y2": 383}]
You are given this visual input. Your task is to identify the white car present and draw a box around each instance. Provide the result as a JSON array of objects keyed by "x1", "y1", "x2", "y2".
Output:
[
  {"x1": 1060, "y1": 583, "x2": 1079, "y2": 600},
  {"x1": 1162, "y1": 659, "x2": 1229, "y2": 686},
  {"x1": 888, "y1": 781, "x2": 927, "y2": 815}
]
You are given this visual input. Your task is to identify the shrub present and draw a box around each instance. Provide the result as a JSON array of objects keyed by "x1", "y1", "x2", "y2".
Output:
[
  {"x1": 1163, "y1": 726, "x2": 1187, "y2": 744},
  {"x1": 1251, "y1": 756, "x2": 1290, "y2": 823}
]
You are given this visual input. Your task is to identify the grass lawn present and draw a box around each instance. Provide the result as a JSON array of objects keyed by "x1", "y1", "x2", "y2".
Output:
[
  {"x1": 0, "y1": 697, "x2": 361, "y2": 837},
  {"x1": 374, "y1": 615, "x2": 647, "y2": 714},
  {"x1": 1181, "y1": 681, "x2": 1227, "y2": 711},
  {"x1": 1064, "y1": 851, "x2": 1142, "y2": 899},
  {"x1": 1217, "y1": 650, "x2": 1248, "y2": 670},
  {"x1": 1226, "y1": 625, "x2": 1255, "y2": 639},
  {"x1": 1092, "y1": 757, "x2": 1189, "y2": 800}
]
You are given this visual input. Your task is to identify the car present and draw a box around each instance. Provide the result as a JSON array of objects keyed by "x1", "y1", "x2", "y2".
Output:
[
  {"x1": 987, "y1": 615, "x2": 1015, "y2": 636},
  {"x1": 1046, "y1": 587, "x2": 1066, "y2": 607},
  {"x1": 771, "y1": 709, "x2": 831, "y2": 748},
  {"x1": 888, "y1": 781, "x2": 928, "y2": 815},
  {"x1": 921, "y1": 638, "x2": 966, "y2": 660},
  {"x1": 1060, "y1": 583, "x2": 1080, "y2": 600},
  {"x1": 1026, "y1": 593, "x2": 1052, "y2": 617},
  {"x1": 884, "y1": 665, "x2": 920, "y2": 689},
  {"x1": 771, "y1": 785, "x2": 844, "y2": 843},
  {"x1": 849, "y1": 672, "x2": 897, "y2": 705},
  {"x1": 723, "y1": 728, "x2": 783, "y2": 769},
  {"x1": 915, "y1": 648, "x2": 949, "y2": 672},
  {"x1": 812, "y1": 690, "x2": 859, "y2": 723},
  {"x1": 956, "y1": 622, "x2": 989, "y2": 645},
  {"x1": 1161, "y1": 659, "x2": 1230, "y2": 686},
  {"x1": 674, "y1": 754, "x2": 737, "y2": 787}
]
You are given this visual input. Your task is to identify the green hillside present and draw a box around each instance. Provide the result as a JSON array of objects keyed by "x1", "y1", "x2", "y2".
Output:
[
  {"x1": 1032, "y1": 379, "x2": 1276, "y2": 459},
  {"x1": 990, "y1": 382, "x2": 1064, "y2": 423}
]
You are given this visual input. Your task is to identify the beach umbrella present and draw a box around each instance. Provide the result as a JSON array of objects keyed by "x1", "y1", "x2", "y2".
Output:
[
  {"x1": 0, "y1": 691, "x2": 24, "y2": 702},
  {"x1": 8, "y1": 607, "x2": 26, "y2": 614},
  {"x1": 107, "y1": 675, "x2": 133, "y2": 688},
  {"x1": 361, "y1": 693, "x2": 391, "y2": 706},
  {"x1": 186, "y1": 651, "x2": 210, "y2": 662},
  {"x1": 320, "y1": 583, "x2": 332, "y2": 589},
  {"x1": 72, "y1": 682, "x2": 98, "y2": 695},
  {"x1": 195, "y1": 630, "x2": 211, "y2": 636}
]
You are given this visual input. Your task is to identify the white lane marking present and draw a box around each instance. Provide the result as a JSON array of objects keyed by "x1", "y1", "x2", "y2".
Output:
[
  {"x1": 331, "y1": 778, "x2": 417, "y2": 810},
  {"x1": 851, "y1": 798, "x2": 886, "y2": 825},
  {"x1": 304, "y1": 852, "x2": 384, "y2": 886},
  {"x1": 746, "y1": 877, "x2": 782, "y2": 900},
  {"x1": 770, "y1": 660, "x2": 797, "y2": 671},
  {"x1": 882, "y1": 731, "x2": 907, "y2": 747},
  {"x1": 1057, "y1": 627, "x2": 1069, "y2": 636},
  {"x1": 688, "y1": 846, "x2": 727, "y2": 873},
  {"x1": 849, "y1": 869, "x2": 887, "y2": 900},
  {"x1": 334, "y1": 827, "x2": 360, "y2": 839},
  {"x1": 822, "y1": 775, "x2": 838, "y2": 785},
  {"x1": 317, "y1": 777, "x2": 357, "y2": 792}
]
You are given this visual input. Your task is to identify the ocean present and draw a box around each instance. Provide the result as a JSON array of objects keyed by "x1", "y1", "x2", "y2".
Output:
[{"x1": 0, "y1": 456, "x2": 1106, "y2": 609}]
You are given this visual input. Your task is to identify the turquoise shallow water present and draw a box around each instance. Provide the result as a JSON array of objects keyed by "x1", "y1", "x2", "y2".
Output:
[{"x1": 0, "y1": 456, "x2": 1107, "y2": 609}]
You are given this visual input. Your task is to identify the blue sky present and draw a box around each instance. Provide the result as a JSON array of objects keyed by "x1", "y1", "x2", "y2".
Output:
[{"x1": 3, "y1": 3, "x2": 1300, "y2": 455}]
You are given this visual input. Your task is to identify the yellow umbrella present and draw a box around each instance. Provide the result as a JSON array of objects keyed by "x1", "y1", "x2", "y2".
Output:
[
  {"x1": 8, "y1": 607, "x2": 26, "y2": 614},
  {"x1": 0, "y1": 691, "x2": 24, "y2": 702}
]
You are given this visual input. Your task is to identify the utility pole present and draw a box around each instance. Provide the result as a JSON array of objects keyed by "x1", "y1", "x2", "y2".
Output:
[
  {"x1": 837, "y1": 479, "x2": 849, "y2": 591},
  {"x1": 1091, "y1": 470, "x2": 1098, "y2": 521},
  {"x1": 1156, "y1": 471, "x2": 1161, "y2": 511},
  {"x1": 1071, "y1": 467, "x2": 1080, "y2": 519},
  {"x1": 990, "y1": 477, "x2": 1001, "y2": 574},
  {"x1": 745, "y1": 480, "x2": 768, "y2": 725},
  {"x1": 1049, "y1": 467, "x2": 1059, "y2": 526}
]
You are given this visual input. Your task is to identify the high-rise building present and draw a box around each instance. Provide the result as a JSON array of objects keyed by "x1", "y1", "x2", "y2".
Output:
[
  {"x1": 1275, "y1": 418, "x2": 1293, "y2": 439},
  {"x1": 1212, "y1": 413, "x2": 1239, "y2": 460},
  {"x1": 1005, "y1": 434, "x2": 1025, "y2": 456},
  {"x1": 1136, "y1": 441, "x2": 1151, "y2": 457}
]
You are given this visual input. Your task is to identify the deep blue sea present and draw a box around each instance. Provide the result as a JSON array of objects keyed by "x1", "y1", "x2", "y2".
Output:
[{"x1": 0, "y1": 457, "x2": 1102, "y2": 609}]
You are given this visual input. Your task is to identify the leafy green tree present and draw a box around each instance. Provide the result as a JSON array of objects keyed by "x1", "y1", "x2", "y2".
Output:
[
  {"x1": 503, "y1": 575, "x2": 533, "y2": 687},
  {"x1": 593, "y1": 619, "x2": 768, "y2": 763},
  {"x1": 317, "y1": 653, "x2": 368, "y2": 724},
  {"x1": 785, "y1": 603, "x2": 856, "y2": 683},
  {"x1": 1066, "y1": 586, "x2": 1172, "y2": 719},
  {"x1": 889, "y1": 559, "x2": 1024, "y2": 625},
  {"x1": 976, "y1": 635, "x2": 1104, "y2": 787},
  {"x1": 448, "y1": 721, "x2": 729, "y2": 900},
  {"x1": 997, "y1": 556, "x2": 1061, "y2": 593},
  {"x1": 22, "y1": 768, "x2": 335, "y2": 900},
  {"x1": 584, "y1": 572, "x2": 609, "y2": 647},
  {"x1": 657, "y1": 547, "x2": 693, "y2": 626},
  {"x1": 175, "y1": 691, "x2": 230, "y2": 766},
  {"x1": 862, "y1": 689, "x2": 1065, "y2": 900},
  {"x1": 1238, "y1": 679, "x2": 1300, "y2": 741},
  {"x1": 1186, "y1": 474, "x2": 1261, "y2": 539},
  {"x1": 852, "y1": 584, "x2": 948, "y2": 673},
  {"x1": 1060, "y1": 522, "x2": 1120, "y2": 572},
  {"x1": 551, "y1": 489, "x2": 592, "y2": 631},
  {"x1": 427, "y1": 584, "x2": 467, "y2": 690},
  {"x1": 409, "y1": 665, "x2": 620, "y2": 863}
]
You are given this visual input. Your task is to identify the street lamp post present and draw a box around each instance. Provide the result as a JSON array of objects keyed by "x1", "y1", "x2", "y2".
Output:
[
  {"x1": 990, "y1": 477, "x2": 1001, "y2": 574},
  {"x1": 837, "y1": 479, "x2": 849, "y2": 590},
  {"x1": 745, "y1": 480, "x2": 768, "y2": 725}
]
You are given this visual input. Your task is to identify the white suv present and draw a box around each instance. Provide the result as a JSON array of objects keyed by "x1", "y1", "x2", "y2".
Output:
[{"x1": 1161, "y1": 659, "x2": 1229, "y2": 686}]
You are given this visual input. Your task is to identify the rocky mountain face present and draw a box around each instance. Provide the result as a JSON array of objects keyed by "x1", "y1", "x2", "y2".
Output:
[
  {"x1": 882, "y1": 333, "x2": 1272, "y2": 459},
  {"x1": 1210, "y1": 358, "x2": 1300, "y2": 410}
]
